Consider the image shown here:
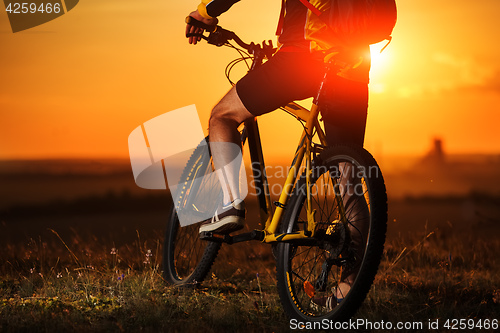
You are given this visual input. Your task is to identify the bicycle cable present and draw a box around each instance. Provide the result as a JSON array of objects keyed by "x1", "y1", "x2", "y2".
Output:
[{"x1": 223, "y1": 42, "x2": 253, "y2": 86}]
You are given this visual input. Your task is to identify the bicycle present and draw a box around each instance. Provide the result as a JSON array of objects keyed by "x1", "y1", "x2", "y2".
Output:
[{"x1": 163, "y1": 17, "x2": 388, "y2": 323}]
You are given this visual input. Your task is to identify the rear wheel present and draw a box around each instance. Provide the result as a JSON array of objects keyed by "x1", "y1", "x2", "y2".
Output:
[
  {"x1": 163, "y1": 139, "x2": 221, "y2": 286},
  {"x1": 276, "y1": 145, "x2": 387, "y2": 322}
]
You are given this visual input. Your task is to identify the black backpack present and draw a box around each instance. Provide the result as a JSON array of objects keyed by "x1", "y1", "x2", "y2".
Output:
[{"x1": 299, "y1": 0, "x2": 397, "y2": 50}]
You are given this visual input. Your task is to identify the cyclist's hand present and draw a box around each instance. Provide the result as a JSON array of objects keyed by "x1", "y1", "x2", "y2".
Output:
[{"x1": 186, "y1": 10, "x2": 218, "y2": 45}]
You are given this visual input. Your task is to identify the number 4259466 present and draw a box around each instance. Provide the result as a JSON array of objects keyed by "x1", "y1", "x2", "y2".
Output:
[
  {"x1": 6, "y1": 2, "x2": 62, "y2": 14},
  {"x1": 444, "y1": 318, "x2": 498, "y2": 330}
]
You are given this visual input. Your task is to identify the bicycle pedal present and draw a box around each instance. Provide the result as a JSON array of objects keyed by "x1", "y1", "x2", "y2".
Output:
[{"x1": 199, "y1": 231, "x2": 226, "y2": 242}]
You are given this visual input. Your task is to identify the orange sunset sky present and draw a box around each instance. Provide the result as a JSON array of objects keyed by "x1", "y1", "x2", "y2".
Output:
[{"x1": 1, "y1": 0, "x2": 499, "y2": 160}]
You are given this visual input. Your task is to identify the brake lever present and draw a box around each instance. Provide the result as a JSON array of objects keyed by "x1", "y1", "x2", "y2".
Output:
[
  {"x1": 262, "y1": 40, "x2": 276, "y2": 60},
  {"x1": 207, "y1": 29, "x2": 235, "y2": 47},
  {"x1": 186, "y1": 33, "x2": 209, "y2": 41}
]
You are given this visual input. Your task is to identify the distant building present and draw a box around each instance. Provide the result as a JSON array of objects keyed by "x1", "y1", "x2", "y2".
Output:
[{"x1": 422, "y1": 138, "x2": 446, "y2": 166}]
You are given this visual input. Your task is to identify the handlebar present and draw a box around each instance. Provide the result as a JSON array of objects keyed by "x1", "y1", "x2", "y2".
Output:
[{"x1": 185, "y1": 16, "x2": 276, "y2": 60}]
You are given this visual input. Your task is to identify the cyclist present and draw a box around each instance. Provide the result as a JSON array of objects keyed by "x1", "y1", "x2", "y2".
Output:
[
  {"x1": 186, "y1": 0, "x2": 370, "y2": 236},
  {"x1": 186, "y1": 0, "x2": 373, "y2": 310}
]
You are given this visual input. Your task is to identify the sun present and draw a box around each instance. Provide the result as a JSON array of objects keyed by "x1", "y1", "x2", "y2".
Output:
[
  {"x1": 370, "y1": 43, "x2": 391, "y2": 75},
  {"x1": 369, "y1": 42, "x2": 393, "y2": 93}
]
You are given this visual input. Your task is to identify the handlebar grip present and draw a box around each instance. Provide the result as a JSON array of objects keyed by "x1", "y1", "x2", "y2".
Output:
[{"x1": 185, "y1": 16, "x2": 217, "y2": 33}]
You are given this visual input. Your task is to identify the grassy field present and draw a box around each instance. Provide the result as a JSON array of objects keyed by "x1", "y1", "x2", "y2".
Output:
[
  {"x1": 0, "y1": 193, "x2": 499, "y2": 332},
  {"x1": 1, "y1": 157, "x2": 499, "y2": 332}
]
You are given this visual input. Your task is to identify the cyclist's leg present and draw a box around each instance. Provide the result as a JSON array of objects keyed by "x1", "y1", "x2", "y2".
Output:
[
  {"x1": 336, "y1": 162, "x2": 370, "y2": 300},
  {"x1": 204, "y1": 51, "x2": 324, "y2": 233},
  {"x1": 210, "y1": 51, "x2": 324, "y2": 201},
  {"x1": 321, "y1": 76, "x2": 369, "y2": 302},
  {"x1": 321, "y1": 76, "x2": 368, "y2": 148},
  {"x1": 208, "y1": 86, "x2": 254, "y2": 205}
]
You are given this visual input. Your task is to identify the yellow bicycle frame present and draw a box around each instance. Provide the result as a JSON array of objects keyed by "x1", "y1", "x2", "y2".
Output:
[{"x1": 245, "y1": 101, "x2": 335, "y2": 244}]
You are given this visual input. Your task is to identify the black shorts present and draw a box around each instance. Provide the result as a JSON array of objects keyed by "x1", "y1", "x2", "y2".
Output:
[{"x1": 235, "y1": 51, "x2": 369, "y2": 146}]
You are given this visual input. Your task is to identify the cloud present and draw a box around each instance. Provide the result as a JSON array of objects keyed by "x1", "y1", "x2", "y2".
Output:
[
  {"x1": 394, "y1": 53, "x2": 500, "y2": 98},
  {"x1": 465, "y1": 70, "x2": 500, "y2": 94},
  {"x1": 432, "y1": 53, "x2": 500, "y2": 94}
]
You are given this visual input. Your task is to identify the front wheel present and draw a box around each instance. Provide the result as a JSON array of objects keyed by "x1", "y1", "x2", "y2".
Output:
[
  {"x1": 276, "y1": 145, "x2": 388, "y2": 322},
  {"x1": 163, "y1": 139, "x2": 222, "y2": 286}
]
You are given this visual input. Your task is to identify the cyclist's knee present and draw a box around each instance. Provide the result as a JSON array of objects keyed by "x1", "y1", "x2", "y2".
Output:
[
  {"x1": 209, "y1": 87, "x2": 253, "y2": 129},
  {"x1": 209, "y1": 104, "x2": 241, "y2": 129}
]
